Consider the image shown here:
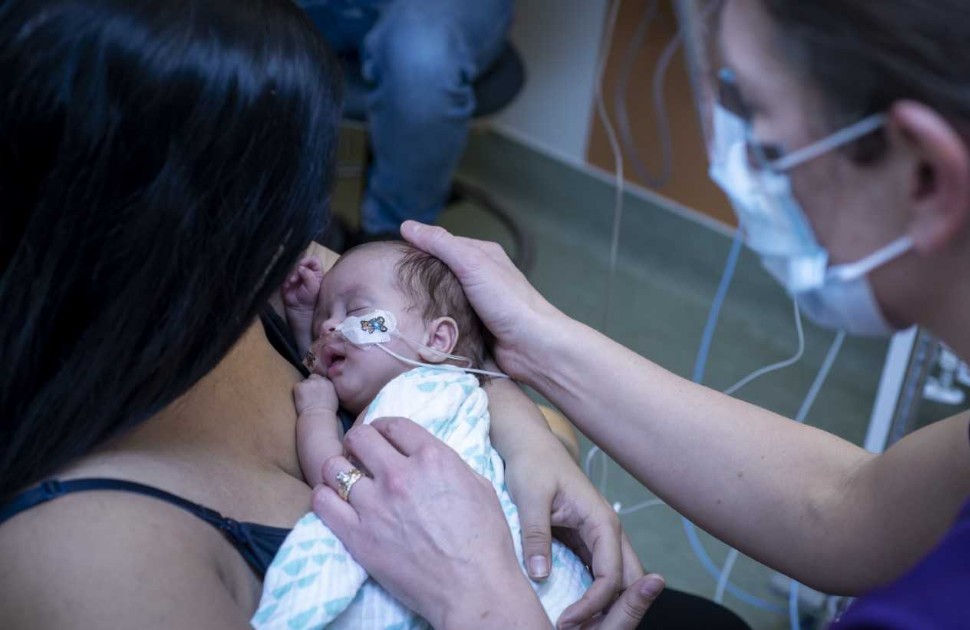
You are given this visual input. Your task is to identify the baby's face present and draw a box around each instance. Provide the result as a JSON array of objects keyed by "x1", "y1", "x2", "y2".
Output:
[{"x1": 309, "y1": 247, "x2": 427, "y2": 415}]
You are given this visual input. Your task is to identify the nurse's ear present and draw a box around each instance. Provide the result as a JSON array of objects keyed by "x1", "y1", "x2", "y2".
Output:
[
  {"x1": 893, "y1": 100, "x2": 970, "y2": 253},
  {"x1": 418, "y1": 316, "x2": 459, "y2": 363}
]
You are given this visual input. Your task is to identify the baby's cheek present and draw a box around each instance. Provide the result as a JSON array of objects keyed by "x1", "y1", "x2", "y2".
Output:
[
  {"x1": 310, "y1": 313, "x2": 323, "y2": 340},
  {"x1": 327, "y1": 377, "x2": 351, "y2": 410},
  {"x1": 312, "y1": 291, "x2": 330, "y2": 334}
]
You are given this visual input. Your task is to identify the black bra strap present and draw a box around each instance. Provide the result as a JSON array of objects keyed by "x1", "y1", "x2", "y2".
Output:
[
  {"x1": 0, "y1": 478, "x2": 249, "y2": 544},
  {"x1": 260, "y1": 306, "x2": 310, "y2": 377},
  {"x1": 1, "y1": 478, "x2": 293, "y2": 578}
]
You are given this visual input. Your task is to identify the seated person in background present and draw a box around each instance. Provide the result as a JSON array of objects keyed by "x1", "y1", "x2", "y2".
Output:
[
  {"x1": 255, "y1": 242, "x2": 592, "y2": 629},
  {"x1": 298, "y1": 0, "x2": 514, "y2": 244}
]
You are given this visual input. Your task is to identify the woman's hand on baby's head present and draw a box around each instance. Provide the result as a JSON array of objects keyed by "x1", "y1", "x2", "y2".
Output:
[
  {"x1": 281, "y1": 256, "x2": 324, "y2": 312},
  {"x1": 294, "y1": 374, "x2": 339, "y2": 415},
  {"x1": 400, "y1": 221, "x2": 563, "y2": 380}
]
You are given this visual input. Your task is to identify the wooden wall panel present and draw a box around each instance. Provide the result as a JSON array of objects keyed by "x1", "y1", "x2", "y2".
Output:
[{"x1": 586, "y1": 0, "x2": 736, "y2": 227}]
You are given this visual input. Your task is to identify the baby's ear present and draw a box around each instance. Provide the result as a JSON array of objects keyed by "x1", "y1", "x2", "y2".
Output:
[{"x1": 418, "y1": 317, "x2": 459, "y2": 363}]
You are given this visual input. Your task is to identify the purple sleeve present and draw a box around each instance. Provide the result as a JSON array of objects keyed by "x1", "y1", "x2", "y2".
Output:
[{"x1": 830, "y1": 500, "x2": 970, "y2": 629}]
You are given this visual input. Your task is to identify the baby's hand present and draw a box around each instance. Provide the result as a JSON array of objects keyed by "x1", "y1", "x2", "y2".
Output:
[
  {"x1": 294, "y1": 374, "x2": 339, "y2": 415},
  {"x1": 281, "y1": 256, "x2": 324, "y2": 312},
  {"x1": 295, "y1": 375, "x2": 344, "y2": 487}
]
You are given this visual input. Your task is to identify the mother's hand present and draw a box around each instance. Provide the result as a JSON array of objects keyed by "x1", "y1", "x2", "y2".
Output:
[
  {"x1": 504, "y1": 432, "x2": 649, "y2": 627},
  {"x1": 313, "y1": 417, "x2": 663, "y2": 630},
  {"x1": 313, "y1": 417, "x2": 550, "y2": 629}
]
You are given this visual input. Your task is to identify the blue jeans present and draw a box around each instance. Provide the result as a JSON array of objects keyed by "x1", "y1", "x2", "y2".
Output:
[{"x1": 300, "y1": 0, "x2": 513, "y2": 234}]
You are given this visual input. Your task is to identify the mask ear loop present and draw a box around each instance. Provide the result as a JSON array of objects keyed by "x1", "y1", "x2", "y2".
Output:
[
  {"x1": 769, "y1": 114, "x2": 886, "y2": 172},
  {"x1": 826, "y1": 235, "x2": 914, "y2": 283}
]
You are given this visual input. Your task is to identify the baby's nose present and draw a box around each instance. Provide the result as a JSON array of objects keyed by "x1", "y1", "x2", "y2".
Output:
[{"x1": 316, "y1": 317, "x2": 339, "y2": 339}]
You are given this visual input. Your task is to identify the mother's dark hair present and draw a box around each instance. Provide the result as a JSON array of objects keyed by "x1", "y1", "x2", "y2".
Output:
[
  {"x1": 761, "y1": 0, "x2": 970, "y2": 145},
  {"x1": 0, "y1": 0, "x2": 341, "y2": 501}
]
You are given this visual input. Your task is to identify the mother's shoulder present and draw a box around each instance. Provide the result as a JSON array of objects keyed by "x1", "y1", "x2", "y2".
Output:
[{"x1": 0, "y1": 488, "x2": 254, "y2": 628}]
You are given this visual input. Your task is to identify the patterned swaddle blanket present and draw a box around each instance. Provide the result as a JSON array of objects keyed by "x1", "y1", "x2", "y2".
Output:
[{"x1": 253, "y1": 366, "x2": 591, "y2": 629}]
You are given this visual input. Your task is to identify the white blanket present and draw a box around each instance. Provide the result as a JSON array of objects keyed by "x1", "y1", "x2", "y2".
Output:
[{"x1": 253, "y1": 366, "x2": 591, "y2": 629}]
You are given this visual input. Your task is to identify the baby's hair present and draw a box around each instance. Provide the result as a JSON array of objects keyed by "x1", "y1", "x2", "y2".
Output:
[{"x1": 337, "y1": 241, "x2": 489, "y2": 370}]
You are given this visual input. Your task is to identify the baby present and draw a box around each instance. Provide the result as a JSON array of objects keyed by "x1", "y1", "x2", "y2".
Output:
[{"x1": 252, "y1": 241, "x2": 591, "y2": 630}]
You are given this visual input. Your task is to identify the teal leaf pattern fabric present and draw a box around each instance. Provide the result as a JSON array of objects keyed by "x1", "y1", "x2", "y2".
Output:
[{"x1": 253, "y1": 367, "x2": 591, "y2": 629}]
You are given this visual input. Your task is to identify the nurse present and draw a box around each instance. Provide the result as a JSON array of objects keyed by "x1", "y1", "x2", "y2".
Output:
[{"x1": 315, "y1": 0, "x2": 970, "y2": 626}]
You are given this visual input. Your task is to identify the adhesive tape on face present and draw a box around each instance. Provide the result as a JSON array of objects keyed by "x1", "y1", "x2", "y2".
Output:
[
  {"x1": 334, "y1": 308, "x2": 509, "y2": 379},
  {"x1": 336, "y1": 310, "x2": 397, "y2": 346}
]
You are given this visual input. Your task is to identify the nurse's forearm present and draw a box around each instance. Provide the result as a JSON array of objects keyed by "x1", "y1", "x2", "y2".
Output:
[{"x1": 518, "y1": 318, "x2": 887, "y2": 593}]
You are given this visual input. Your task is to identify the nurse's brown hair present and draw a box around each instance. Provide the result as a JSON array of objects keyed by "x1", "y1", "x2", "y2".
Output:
[{"x1": 762, "y1": 0, "x2": 970, "y2": 153}]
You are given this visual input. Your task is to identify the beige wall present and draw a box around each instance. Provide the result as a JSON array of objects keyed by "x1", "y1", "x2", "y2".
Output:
[{"x1": 492, "y1": 0, "x2": 611, "y2": 167}]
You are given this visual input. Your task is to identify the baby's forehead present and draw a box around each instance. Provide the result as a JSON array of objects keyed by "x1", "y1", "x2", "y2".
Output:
[
  {"x1": 339, "y1": 243, "x2": 402, "y2": 268},
  {"x1": 318, "y1": 245, "x2": 406, "y2": 302},
  {"x1": 327, "y1": 246, "x2": 403, "y2": 284}
]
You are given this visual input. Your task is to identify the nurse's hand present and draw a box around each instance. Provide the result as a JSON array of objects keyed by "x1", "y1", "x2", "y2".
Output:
[
  {"x1": 313, "y1": 417, "x2": 663, "y2": 630},
  {"x1": 400, "y1": 221, "x2": 565, "y2": 380}
]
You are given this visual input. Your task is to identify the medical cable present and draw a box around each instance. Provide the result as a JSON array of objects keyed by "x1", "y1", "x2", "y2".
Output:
[
  {"x1": 690, "y1": 288, "x2": 806, "y2": 613},
  {"x1": 713, "y1": 546, "x2": 740, "y2": 604},
  {"x1": 714, "y1": 328, "x2": 845, "y2": 613},
  {"x1": 722, "y1": 299, "x2": 805, "y2": 397},
  {"x1": 584, "y1": 225, "x2": 786, "y2": 612},
  {"x1": 586, "y1": 226, "x2": 788, "y2": 612},
  {"x1": 614, "y1": 0, "x2": 679, "y2": 189},
  {"x1": 692, "y1": 229, "x2": 745, "y2": 383},
  {"x1": 614, "y1": 498, "x2": 665, "y2": 515},
  {"x1": 373, "y1": 342, "x2": 509, "y2": 380},
  {"x1": 683, "y1": 226, "x2": 787, "y2": 613},
  {"x1": 613, "y1": 0, "x2": 671, "y2": 187},
  {"x1": 789, "y1": 580, "x2": 802, "y2": 630},
  {"x1": 648, "y1": 30, "x2": 681, "y2": 182},
  {"x1": 594, "y1": 0, "x2": 625, "y2": 335},
  {"x1": 591, "y1": 0, "x2": 825, "y2": 615},
  {"x1": 583, "y1": 444, "x2": 667, "y2": 516},
  {"x1": 584, "y1": 224, "x2": 785, "y2": 612},
  {"x1": 785, "y1": 330, "x2": 846, "y2": 630},
  {"x1": 681, "y1": 518, "x2": 786, "y2": 613},
  {"x1": 331, "y1": 309, "x2": 509, "y2": 379},
  {"x1": 796, "y1": 331, "x2": 845, "y2": 424}
]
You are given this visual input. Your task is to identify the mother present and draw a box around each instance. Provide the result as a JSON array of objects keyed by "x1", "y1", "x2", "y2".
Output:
[
  {"x1": 328, "y1": 0, "x2": 970, "y2": 627},
  {"x1": 0, "y1": 1, "x2": 657, "y2": 628}
]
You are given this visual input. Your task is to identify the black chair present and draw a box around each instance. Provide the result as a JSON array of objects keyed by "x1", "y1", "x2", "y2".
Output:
[{"x1": 337, "y1": 43, "x2": 533, "y2": 272}]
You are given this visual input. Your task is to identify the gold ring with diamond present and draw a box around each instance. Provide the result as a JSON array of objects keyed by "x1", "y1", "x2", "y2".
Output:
[{"x1": 336, "y1": 468, "x2": 364, "y2": 501}]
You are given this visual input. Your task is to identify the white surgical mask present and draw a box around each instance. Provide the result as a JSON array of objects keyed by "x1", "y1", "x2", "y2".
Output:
[
  {"x1": 708, "y1": 93, "x2": 911, "y2": 336},
  {"x1": 334, "y1": 309, "x2": 508, "y2": 379}
]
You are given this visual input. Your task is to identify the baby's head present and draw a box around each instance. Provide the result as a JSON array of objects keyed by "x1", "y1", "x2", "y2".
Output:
[{"x1": 310, "y1": 241, "x2": 487, "y2": 414}]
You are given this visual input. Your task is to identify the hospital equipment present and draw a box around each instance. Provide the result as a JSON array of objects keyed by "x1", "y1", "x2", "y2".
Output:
[
  {"x1": 590, "y1": 2, "x2": 870, "y2": 626},
  {"x1": 924, "y1": 345, "x2": 966, "y2": 406}
]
